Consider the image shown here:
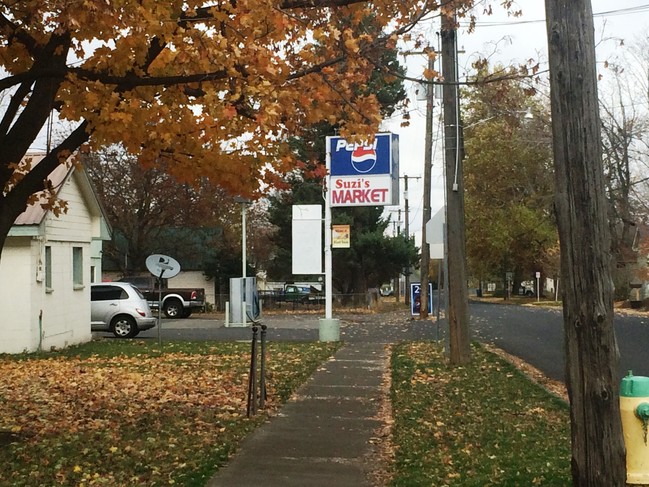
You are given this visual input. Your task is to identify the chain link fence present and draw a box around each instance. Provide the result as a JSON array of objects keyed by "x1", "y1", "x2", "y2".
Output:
[{"x1": 208, "y1": 289, "x2": 385, "y2": 312}]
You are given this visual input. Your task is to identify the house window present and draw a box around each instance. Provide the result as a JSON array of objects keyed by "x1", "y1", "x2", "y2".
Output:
[
  {"x1": 90, "y1": 265, "x2": 96, "y2": 284},
  {"x1": 45, "y1": 246, "x2": 52, "y2": 291},
  {"x1": 73, "y1": 246, "x2": 83, "y2": 288}
]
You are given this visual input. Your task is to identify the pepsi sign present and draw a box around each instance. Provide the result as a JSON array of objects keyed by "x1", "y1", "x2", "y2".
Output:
[
  {"x1": 329, "y1": 136, "x2": 392, "y2": 176},
  {"x1": 326, "y1": 133, "x2": 399, "y2": 207}
]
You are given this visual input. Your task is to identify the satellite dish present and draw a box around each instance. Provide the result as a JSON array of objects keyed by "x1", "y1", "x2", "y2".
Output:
[{"x1": 145, "y1": 254, "x2": 181, "y2": 279}]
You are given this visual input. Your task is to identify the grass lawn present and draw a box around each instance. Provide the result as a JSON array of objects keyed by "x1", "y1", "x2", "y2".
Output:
[
  {"x1": 390, "y1": 342, "x2": 572, "y2": 486},
  {"x1": 0, "y1": 339, "x2": 340, "y2": 486}
]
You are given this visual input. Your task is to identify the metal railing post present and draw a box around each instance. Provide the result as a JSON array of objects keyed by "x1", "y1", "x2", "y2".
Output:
[
  {"x1": 259, "y1": 324, "x2": 267, "y2": 409},
  {"x1": 246, "y1": 325, "x2": 259, "y2": 417}
]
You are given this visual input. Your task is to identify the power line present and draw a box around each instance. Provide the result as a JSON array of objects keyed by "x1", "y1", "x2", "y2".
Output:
[{"x1": 459, "y1": 4, "x2": 649, "y2": 29}]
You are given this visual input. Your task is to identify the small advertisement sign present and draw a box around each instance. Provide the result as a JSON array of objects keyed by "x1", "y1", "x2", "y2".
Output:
[
  {"x1": 410, "y1": 283, "x2": 433, "y2": 316},
  {"x1": 326, "y1": 133, "x2": 399, "y2": 207},
  {"x1": 332, "y1": 224, "x2": 350, "y2": 248},
  {"x1": 292, "y1": 205, "x2": 322, "y2": 274}
]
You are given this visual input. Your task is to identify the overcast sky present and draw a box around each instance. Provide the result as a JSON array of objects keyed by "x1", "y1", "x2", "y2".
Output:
[{"x1": 383, "y1": 1, "x2": 649, "y2": 246}]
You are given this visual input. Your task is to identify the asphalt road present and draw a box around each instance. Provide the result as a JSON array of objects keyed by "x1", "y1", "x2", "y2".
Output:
[
  {"x1": 470, "y1": 301, "x2": 649, "y2": 383},
  {"x1": 96, "y1": 310, "x2": 441, "y2": 344},
  {"x1": 94, "y1": 303, "x2": 649, "y2": 385}
]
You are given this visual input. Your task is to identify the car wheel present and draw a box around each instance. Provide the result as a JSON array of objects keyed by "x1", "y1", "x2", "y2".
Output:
[
  {"x1": 111, "y1": 315, "x2": 138, "y2": 338},
  {"x1": 164, "y1": 299, "x2": 183, "y2": 318},
  {"x1": 526, "y1": 290, "x2": 534, "y2": 297}
]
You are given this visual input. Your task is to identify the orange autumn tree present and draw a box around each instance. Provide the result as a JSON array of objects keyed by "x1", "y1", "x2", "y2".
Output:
[{"x1": 0, "y1": 0, "x2": 481, "y2": 258}]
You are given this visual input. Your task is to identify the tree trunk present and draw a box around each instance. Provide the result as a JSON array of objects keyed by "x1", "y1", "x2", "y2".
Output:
[{"x1": 545, "y1": 1, "x2": 626, "y2": 485}]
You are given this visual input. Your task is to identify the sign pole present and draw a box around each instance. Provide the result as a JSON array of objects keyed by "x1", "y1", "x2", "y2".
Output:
[
  {"x1": 145, "y1": 254, "x2": 181, "y2": 348},
  {"x1": 157, "y1": 270, "x2": 164, "y2": 347},
  {"x1": 324, "y1": 183, "x2": 333, "y2": 320},
  {"x1": 318, "y1": 139, "x2": 339, "y2": 341}
]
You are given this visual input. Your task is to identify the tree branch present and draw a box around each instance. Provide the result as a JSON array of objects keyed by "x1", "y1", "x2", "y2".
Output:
[
  {"x1": 0, "y1": 12, "x2": 37, "y2": 55},
  {"x1": 4, "y1": 121, "x2": 90, "y2": 225}
]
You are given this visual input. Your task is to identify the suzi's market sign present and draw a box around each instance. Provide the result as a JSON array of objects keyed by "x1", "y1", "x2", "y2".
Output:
[{"x1": 326, "y1": 133, "x2": 399, "y2": 207}]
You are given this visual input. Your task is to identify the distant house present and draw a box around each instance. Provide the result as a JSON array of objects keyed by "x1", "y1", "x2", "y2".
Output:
[{"x1": 0, "y1": 154, "x2": 111, "y2": 354}]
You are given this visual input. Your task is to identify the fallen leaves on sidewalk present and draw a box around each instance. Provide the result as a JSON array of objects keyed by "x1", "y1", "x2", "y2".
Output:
[{"x1": 365, "y1": 344, "x2": 395, "y2": 487}]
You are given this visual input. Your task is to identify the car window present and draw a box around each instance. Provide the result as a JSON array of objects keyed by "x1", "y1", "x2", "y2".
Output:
[
  {"x1": 131, "y1": 286, "x2": 145, "y2": 299},
  {"x1": 91, "y1": 285, "x2": 127, "y2": 301}
]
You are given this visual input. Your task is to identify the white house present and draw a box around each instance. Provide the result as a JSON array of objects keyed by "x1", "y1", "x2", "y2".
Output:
[{"x1": 0, "y1": 154, "x2": 111, "y2": 354}]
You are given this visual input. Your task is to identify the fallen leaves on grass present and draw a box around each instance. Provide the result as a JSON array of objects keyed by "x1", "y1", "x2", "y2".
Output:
[
  {"x1": 482, "y1": 343, "x2": 568, "y2": 402},
  {"x1": 390, "y1": 342, "x2": 571, "y2": 486},
  {"x1": 0, "y1": 340, "x2": 338, "y2": 486}
]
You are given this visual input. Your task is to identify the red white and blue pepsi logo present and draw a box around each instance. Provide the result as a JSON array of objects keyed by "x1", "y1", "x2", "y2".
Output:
[
  {"x1": 350, "y1": 146, "x2": 377, "y2": 173},
  {"x1": 329, "y1": 134, "x2": 391, "y2": 176}
]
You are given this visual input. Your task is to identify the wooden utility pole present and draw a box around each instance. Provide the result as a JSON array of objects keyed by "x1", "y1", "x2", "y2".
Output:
[
  {"x1": 441, "y1": 9, "x2": 470, "y2": 365},
  {"x1": 545, "y1": 1, "x2": 625, "y2": 484},
  {"x1": 419, "y1": 53, "x2": 434, "y2": 319},
  {"x1": 401, "y1": 174, "x2": 420, "y2": 306}
]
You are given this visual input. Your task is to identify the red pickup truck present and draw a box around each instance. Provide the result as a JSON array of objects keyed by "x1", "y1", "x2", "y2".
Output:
[{"x1": 118, "y1": 276, "x2": 205, "y2": 318}]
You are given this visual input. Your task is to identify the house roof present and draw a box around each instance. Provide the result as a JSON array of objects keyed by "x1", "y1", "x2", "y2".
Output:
[
  {"x1": 13, "y1": 153, "x2": 66, "y2": 226},
  {"x1": 10, "y1": 152, "x2": 112, "y2": 239}
]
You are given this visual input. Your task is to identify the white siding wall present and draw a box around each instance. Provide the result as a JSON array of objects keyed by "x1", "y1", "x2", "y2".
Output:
[
  {"x1": 38, "y1": 241, "x2": 92, "y2": 351},
  {"x1": 46, "y1": 176, "x2": 92, "y2": 243},
  {"x1": 0, "y1": 238, "x2": 38, "y2": 353},
  {"x1": 0, "y1": 174, "x2": 94, "y2": 354},
  {"x1": 90, "y1": 239, "x2": 103, "y2": 283},
  {"x1": 40, "y1": 175, "x2": 93, "y2": 350}
]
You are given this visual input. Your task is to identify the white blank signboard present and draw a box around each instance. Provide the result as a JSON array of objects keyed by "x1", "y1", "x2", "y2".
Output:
[
  {"x1": 425, "y1": 206, "x2": 446, "y2": 260},
  {"x1": 292, "y1": 205, "x2": 322, "y2": 274}
]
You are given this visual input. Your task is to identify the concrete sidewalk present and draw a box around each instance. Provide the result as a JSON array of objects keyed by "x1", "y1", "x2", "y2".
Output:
[{"x1": 205, "y1": 342, "x2": 388, "y2": 487}]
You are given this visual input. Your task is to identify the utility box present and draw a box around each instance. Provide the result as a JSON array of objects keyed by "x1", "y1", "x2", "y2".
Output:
[
  {"x1": 229, "y1": 277, "x2": 260, "y2": 326},
  {"x1": 620, "y1": 372, "x2": 649, "y2": 485}
]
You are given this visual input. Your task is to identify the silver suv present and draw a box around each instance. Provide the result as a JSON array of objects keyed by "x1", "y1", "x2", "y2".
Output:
[{"x1": 91, "y1": 282, "x2": 156, "y2": 338}]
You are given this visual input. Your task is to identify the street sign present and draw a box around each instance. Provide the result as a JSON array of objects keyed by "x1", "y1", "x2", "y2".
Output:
[{"x1": 410, "y1": 283, "x2": 433, "y2": 316}]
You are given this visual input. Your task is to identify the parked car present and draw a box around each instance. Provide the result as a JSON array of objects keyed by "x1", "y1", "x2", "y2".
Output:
[
  {"x1": 517, "y1": 286, "x2": 535, "y2": 297},
  {"x1": 278, "y1": 284, "x2": 325, "y2": 305},
  {"x1": 117, "y1": 275, "x2": 205, "y2": 318},
  {"x1": 91, "y1": 282, "x2": 157, "y2": 338},
  {"x1": 380, "y1": 285, "x2": 394, "y2": 297}
]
